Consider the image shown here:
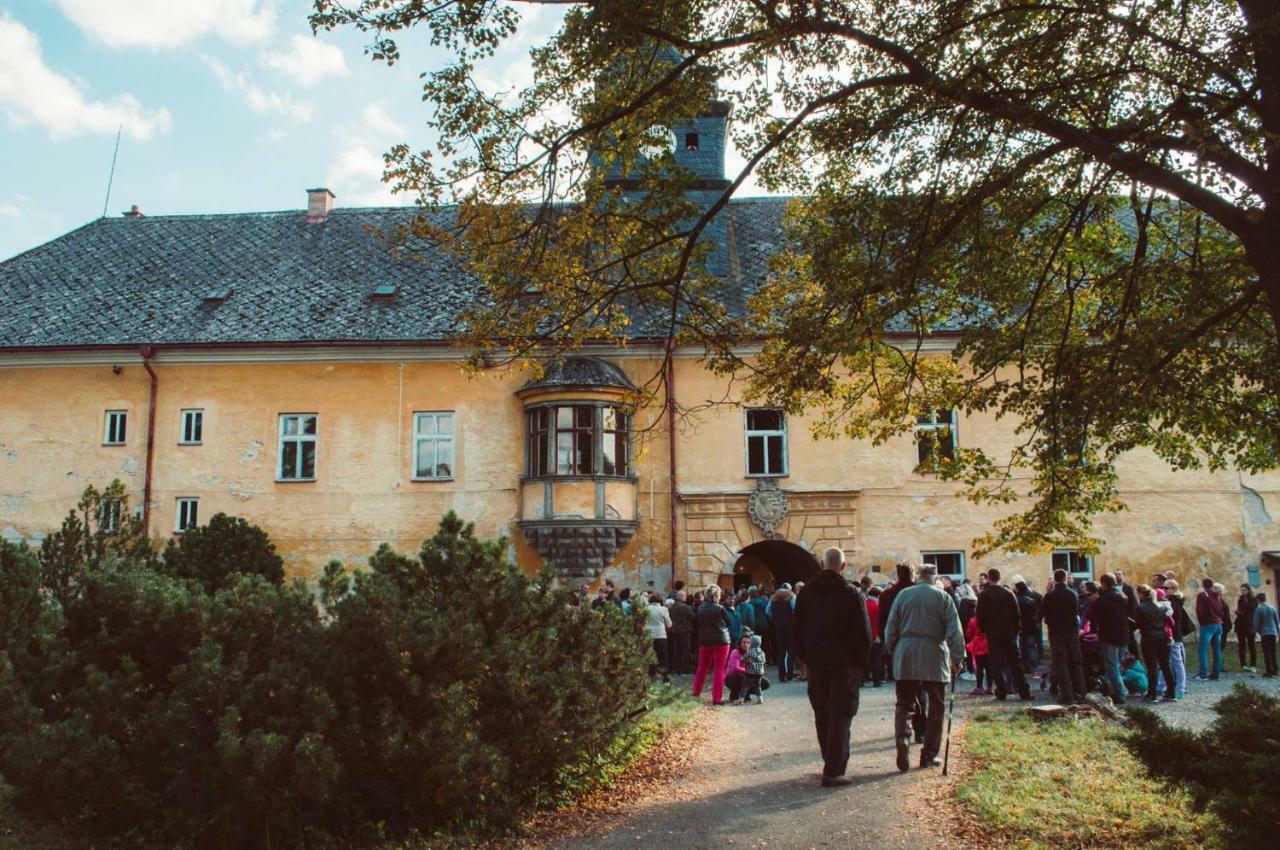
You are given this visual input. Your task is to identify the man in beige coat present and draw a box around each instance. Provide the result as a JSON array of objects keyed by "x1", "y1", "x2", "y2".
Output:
[{"x1": 884, "y1": 563, "x2": 966, "y2": 771}]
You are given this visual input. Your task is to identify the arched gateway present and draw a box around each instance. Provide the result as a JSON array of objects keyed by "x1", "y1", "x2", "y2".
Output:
[
  {"x1": 733, "y1": 539, "x2": 820, "y2": 590},
  {"x1": 680, "y1": 481, "x2": 860, "y2": 591}
]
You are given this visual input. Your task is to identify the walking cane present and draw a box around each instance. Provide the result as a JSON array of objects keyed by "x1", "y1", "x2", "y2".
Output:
[{"x1": 942, "y1": 670, "x2": 958, "y2": 775}]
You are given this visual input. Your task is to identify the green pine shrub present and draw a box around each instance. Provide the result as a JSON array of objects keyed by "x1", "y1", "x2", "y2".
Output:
[
  {"x1": 161, "y1": 511, "x2": 285, "y2": 592},
  {"x1": 1125, "y1": 684, "x2": 1280, "y2": 849},
  {"x1": 0, "y1": 491, "x2": 651, "y2": 848}
]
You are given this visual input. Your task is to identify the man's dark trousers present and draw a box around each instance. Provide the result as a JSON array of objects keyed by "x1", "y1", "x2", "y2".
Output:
[
  {"x1": 807, "y1": 665, "x2": 861, "y2": 778},
  {"x1": 671, "y1": 632, "x2": 691, "y2": 674},
  {"x1": 985, "y1": 633, "x2": 1030, "y2": 698},
  {"x1": 1048, "y1": 631, "x2": 1086, "y2": 702},
  {"x1": 894, "y1": 680, "x2": 946, "y2": 760}
]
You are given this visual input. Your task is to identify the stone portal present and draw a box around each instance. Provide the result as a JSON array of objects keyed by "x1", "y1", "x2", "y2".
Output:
[{"x1": 680, "y1": 487, "x2": 859, "y2": 588}]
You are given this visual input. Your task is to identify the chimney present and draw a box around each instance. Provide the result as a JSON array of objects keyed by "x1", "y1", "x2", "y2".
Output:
[
  {"x1": 122, "y1": 204, "x2": 144, "y2": 218},
  {"x1": 306, "y1": 187, "x2": 336, "y2": 222}
]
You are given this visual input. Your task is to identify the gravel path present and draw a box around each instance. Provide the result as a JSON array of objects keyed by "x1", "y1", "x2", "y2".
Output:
[{"x1": 556, "y1": 676, "x2": 963, "y2": 850}]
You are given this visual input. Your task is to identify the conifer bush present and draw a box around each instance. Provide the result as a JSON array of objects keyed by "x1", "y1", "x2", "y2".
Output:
[
  {"x1": 0, "y1": 486, "x2": 651, "y2": 848},
  {"x1": 1125, "y1": 684, "x2": 1280, "y2": 848}
]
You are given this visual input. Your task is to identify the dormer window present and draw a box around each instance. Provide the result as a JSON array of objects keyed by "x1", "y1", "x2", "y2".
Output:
[
  {"x1": 685, "y1": 132, "x2": 700, "y2": 150},
  {"x1": 372, "y1": 283, "x2": 398, "y2": 299}
]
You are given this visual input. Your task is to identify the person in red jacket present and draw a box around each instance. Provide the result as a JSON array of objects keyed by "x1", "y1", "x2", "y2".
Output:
[
  {"x1": 965, "y1": 617, "x2": 992, "y2": 695},
  {"x1": 864, "y1": 587, "x2": 884, "y2": 687}
]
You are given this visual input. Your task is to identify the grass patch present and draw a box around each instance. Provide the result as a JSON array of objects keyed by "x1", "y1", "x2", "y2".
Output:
[{"x1": 953, "y1": 712, "x2": 1222, "y2": 850}]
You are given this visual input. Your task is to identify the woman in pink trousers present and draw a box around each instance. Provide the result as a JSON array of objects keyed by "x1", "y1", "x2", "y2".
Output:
[{"x1": 692, "y1": 585, "x2": 733, "y2": 706}]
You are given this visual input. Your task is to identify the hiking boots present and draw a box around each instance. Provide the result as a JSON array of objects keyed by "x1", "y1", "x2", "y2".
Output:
[{"x1": 821, "y1": 775, "x2": 854, "y2": 787}]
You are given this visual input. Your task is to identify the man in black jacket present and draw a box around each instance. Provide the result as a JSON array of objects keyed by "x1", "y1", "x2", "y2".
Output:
[
  {"x1": 1087, "y1": 573, "x2": 1132, "y2": 704},
  {"x1": 794, "y1": 546, "x2": 872, "y2": 788},
  {"x1": 976, "y1": 568, "x2": 1031, "y2": 700},
  {"x1": 1042, "y1": 569, "x2": 1086, "y2": 703}
]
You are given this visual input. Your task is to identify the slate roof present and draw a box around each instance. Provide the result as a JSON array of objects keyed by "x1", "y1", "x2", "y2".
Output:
[
  {"x1": 0, "y1": 198, "x2": 795, "y2": 351},
  {"x1": 520, "y1": 357, "x2": 638, "y2": 393}
]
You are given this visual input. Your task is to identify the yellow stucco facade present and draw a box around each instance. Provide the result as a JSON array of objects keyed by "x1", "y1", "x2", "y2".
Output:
[{"x1": 2, "y1": 346, "x2": 1279, "y2": 597}]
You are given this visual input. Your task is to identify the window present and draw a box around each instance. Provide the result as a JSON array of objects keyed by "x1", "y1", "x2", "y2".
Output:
[
  {"x1": 1053, "y1": 550, "x2": 1093, "y2": 580},
  {"x1": 684, "y1": 132, "x2": 700, "y2": 150},
  {"x1": 180, "y1": 409, "x2": 204, "y2": 444},
  {"x1": 104, "y1": 410, "x2": 127, "y2": 445},
  {"x1": 922, "y1": 551, "x2": 966, "y2": 580},
  {"x1": 602, "y1": 407, "x2": 631, "y2": 476},
  {"x1": 413, "y1": 412, "x2": 455, "y2": 480},
  {"x1": 745, "y1": 409, "x2": 788, "y2": 476},
  {"x1": 525, "y1": 405, "x2": 632, "y2": 478},
  {"x1": 915, "y1": 408, "x2": 957, "y2": 467},
  {"x1": 100, "y1": 498, "x2": 121, "y2": 532},
  {"x1": 278, "y1": 414, "x2": 317, "y2": 481},
  {"x1": 555, "y1": 405, "x2": 595, "y2": 475},
  {"x1": 175, "y1": 498, "x2": 199, "y2": 532},
  {"x1": 526, "y1": 408, "x2": 550, "y2": 477}
]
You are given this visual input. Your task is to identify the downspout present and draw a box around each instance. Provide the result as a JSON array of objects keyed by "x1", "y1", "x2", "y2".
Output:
[
  {"x1": 140, "y1": 345, "x2": 158, "y2": 537},
  {"x1": 666, "y1": 345, "x2": 679, "y2": 591}
]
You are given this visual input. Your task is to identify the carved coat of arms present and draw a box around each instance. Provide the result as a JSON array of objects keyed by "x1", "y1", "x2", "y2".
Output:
[{"x1": 748, "y1": 479, "x2": 789, "y2": 538}]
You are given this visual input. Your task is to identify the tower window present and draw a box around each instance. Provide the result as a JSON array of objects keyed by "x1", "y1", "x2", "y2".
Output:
[{"x1": 684, "y1": 132, "x2": 700, "y2": 150}]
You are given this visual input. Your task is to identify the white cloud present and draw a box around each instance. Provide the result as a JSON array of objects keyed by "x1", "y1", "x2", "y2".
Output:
[
  {"x1": 0, "y1": 205, "x2": 19, "y2": 219},
  {"x1": 324, "y1": 103, "x2": 413, "y2": 206},
  {"x1": 261, "y1": 34, "x2": 348, "y2": 88},
  {"x1": 0, "y1": 15, "x2": 171, "y2": 140},
  {"x1": 326, "y1": 144, "x2": 397, "y2": 206},
  {"x1": 362, "y1": 103, "x2": 404, "y2": 138},
  {"x1": 206, "y1": 58, "x2": 313, "y2": 122},
  {"x1": 56, "y1": 0, "x2": 275, "y2": 49}
]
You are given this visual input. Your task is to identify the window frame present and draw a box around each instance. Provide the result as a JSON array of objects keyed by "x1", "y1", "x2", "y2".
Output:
[
  {"x1": 914, "y1": 408, "x2": 958, "y2": 468},
  {"x1": 744, "y1": 408, "x2": 788, "y2": 478},
  {"x1": 921, "y1": 550, "x2": 966, "y2": 581},
  {"x1": 103, "y1": 410, "x2": 128, "y2": 445},
  {"x1": 521, "y1": 402, "x2": 635, "y2": 481},
  {"x1": 1052, "y1": 550, "x2": 1094, "y2": 581},
  {"x1": 277, "y1": 413, "x2": 318, "y2": 482},
  {"x1": 412, "y1": 411, "x2": 456, "y2": 481},
  {"x1": 175, "y1": 497, "x2": 199, "y2": 533},
  {"x1": 179, "y1": 409, "x2": 204, "y2": 445}
]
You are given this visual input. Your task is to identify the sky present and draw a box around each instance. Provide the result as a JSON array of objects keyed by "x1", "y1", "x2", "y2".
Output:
[{"x1": 0, "y1": 0, "x2": 568, "y2": 260}]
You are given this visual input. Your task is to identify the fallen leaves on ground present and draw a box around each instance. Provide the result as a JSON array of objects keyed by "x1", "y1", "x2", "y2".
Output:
[{"x1": 509, "y1": 706, "x2": 721, "y2": 849}]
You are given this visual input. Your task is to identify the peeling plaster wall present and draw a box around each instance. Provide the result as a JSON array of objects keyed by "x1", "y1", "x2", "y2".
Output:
[
  {"x1": 0, "y1": 357, "x2": 677, "y2": 588},
  {"x1": 3, "y1": 355, "x2": 1280, "y2": 595}
]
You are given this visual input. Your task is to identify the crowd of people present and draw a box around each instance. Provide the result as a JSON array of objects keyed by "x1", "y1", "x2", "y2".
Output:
[
  {"x1": 574, "y1": 559, "x2": 1278, "y2": 785},
  {"x1": 577, "y1": 563, "x2": 1280, "y2": 710}
]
